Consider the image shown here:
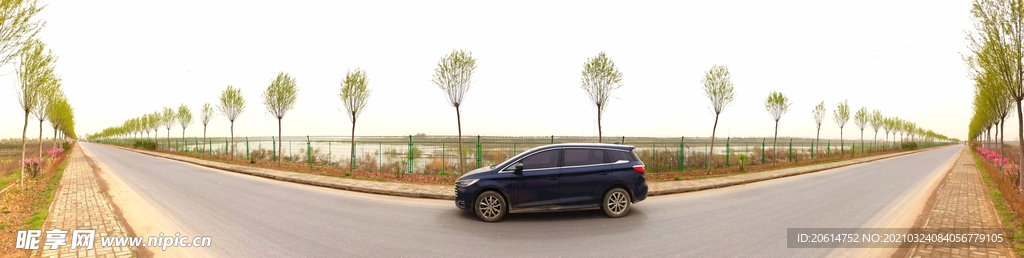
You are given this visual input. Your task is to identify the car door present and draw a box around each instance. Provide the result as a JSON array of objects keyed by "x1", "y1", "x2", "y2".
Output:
[
  {"x1": 510, "y1": 149, "x2": 562, "y2": 210},
  {"x1": 558, "y1": 148, "x2": 612, "y2": 207}
]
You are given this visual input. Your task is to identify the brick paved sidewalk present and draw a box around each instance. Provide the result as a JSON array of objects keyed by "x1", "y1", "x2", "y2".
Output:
[
  {"x1": 37, "y1": 146, "x2": 132, "y2": 258},
  {"x1": 909, "y1": 148, "x2": 1013, "y2": 258}
]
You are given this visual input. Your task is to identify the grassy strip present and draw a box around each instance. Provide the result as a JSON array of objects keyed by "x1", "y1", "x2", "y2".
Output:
[
  {"x1": 23, "y1": 160, "x2": 66, "y2": 229},
  {"x1": 972, "y1": 151, "x2": 1024, "y2": 255},
  {"x1": 0, "y1": 171, "x2": 19, "y2": 190}
]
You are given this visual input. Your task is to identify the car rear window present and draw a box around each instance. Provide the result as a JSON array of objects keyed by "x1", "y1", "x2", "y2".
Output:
[{"x1": 608, "y1": 150, "x2": 633, "y2": 162}]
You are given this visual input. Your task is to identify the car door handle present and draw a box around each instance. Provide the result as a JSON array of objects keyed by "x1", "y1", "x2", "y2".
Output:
[
  {"x1": 599, "y1": 172, "x2": 608, "y2": 175},
  {"x1": 548, "y1": 176, "x2": 557, "y2": 180}
]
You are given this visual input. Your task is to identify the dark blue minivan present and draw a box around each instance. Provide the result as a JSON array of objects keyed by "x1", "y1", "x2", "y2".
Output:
[{"x1": 455, "y1": 143, "x2": 648, "y2": 222}]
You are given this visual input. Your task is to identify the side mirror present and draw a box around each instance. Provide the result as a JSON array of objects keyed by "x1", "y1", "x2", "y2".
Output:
[{"x1": 514, "y1": 162, "x2": 524, "y2": 174}]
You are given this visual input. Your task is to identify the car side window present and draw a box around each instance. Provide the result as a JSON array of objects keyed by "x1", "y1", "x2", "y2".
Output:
[
  {"x1": 520, "y1": 149, "x2": 560, "y2": 170},
  {"x1": 563, "y1": 148, "x2": 606, "y2": 167},
  {"x1": 607, "y1": 150, "x2": 631, "y2": 163}
]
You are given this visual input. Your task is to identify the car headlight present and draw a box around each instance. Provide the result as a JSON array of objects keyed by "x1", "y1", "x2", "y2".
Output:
[{"x1": 456, "y1": 178, "x2": 479, "y2": 188}]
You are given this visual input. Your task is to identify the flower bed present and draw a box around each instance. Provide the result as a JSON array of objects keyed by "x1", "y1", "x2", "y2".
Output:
[{"x1": 977, "y1": 146, "x2": 1024, "y2": 195}]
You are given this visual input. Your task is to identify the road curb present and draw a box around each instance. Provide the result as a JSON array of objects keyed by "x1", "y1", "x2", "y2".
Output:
[{"x1": 97, "y1": 143, "x2": 945, "y2": 200}]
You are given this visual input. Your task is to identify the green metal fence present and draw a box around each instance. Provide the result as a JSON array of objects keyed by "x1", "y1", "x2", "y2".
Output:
[{"x1": 97, "y1": 135, "x2": 953, "y2": 175}]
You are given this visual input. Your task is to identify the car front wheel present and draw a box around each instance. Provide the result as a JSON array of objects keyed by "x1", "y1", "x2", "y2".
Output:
[
  {"x1": 602, "y1": 188, "x2": 631, "y2": 218},
  {"x1": 474, "y1": 191, "x2": 507, "y2": 222}
]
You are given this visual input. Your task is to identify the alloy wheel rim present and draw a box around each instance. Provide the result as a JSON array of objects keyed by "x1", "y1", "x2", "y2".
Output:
[
  {"x1": 479, "y1": 195, "x2": 502, "y2": 218},
  {"x1": 607, "y1": 192, "x2": 628, "y2": 214}
]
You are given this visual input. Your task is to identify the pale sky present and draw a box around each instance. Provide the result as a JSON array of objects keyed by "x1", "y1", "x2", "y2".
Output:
[{"x1": 2, "y1": 0, "x2": 981, "y2": 141}]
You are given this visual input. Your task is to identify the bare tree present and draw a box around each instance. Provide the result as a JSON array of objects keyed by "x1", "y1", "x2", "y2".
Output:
[
  {"x1": 580, "y1": 51, "x2": 624, "y2": 143},
  {"x1": 340, "y1": 68, "x2": 371, "y2": 174},
  {"x1": 149, "y1": 111, "x2": 160, "y2": 142},
  {"x1": 46, "y1": 92, "x2": 68, "y2": 149},
  {"x1": 32, "y1": 74, "x2": 59, "y2": 160},
  {"x1": 0, "y1": 0, "x2": 45, "y2": 68},
  {"x1": 162, "y1": 107, "x2": 175, "y2": 148},
  {"x1": 701, "y1": 65, "x2": 736, "y2": 173},
  {"x1": 431, "y1": 49, "x2": 477, "y2": 174},
  {"x1": 764, "y1": 91, "x2": 791, "y2": 163},
  {"x1": 216, "y1": 85, "x2": 246, "y2": 159},
  {"x1": 200, "y1": 102, "x2": 213, "y2": 143},
  {"x1": 812, "y1": 101, "x2": 826, "y2": 155},
  {"x1": 854, "y1": 106, "x2": 869, "y2": 155},
  {"x1": 262, "y1": 72, "x2": 299, "y2": 163},
  {"x1": 833, "y1": 100, "x2": 850, "y2": 156},
  {"x1": 15, "y1": 38, "x2": 54, "y2": 187},
  {"x1": 178, "y1": 104, "x2": 193, "y2": 148},
  {"x1": 870, "y1": 109, "x2": 883, "y2": 152}
]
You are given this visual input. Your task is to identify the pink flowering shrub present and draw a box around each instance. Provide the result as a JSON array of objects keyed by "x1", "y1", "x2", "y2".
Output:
[
  {"x1": 976, "y1": 147, "x2": 1021, "y2": 176},
  {"x1": 23, "y1": 157, "x2": 42, "y2": 177},
  {"x1": 48, "y1": 148, "x2": 64, "y2": 158}
]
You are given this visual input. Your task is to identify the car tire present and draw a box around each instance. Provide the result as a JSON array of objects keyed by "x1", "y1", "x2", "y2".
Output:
[
  {"x1": 474, "y1": 191, "x2": 507, "y2": 222},
  {"x1": 602, "y1": 188, "x2": 631, "y2": 218}
]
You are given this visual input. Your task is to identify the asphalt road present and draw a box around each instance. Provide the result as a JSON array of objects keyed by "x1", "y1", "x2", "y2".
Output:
[{"x1": 80, "y1": 143, "x2": 962, "y2": 257}]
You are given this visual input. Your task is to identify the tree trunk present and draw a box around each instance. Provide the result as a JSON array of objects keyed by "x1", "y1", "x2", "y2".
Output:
[
  {"x1": 839, "y1": 127, "x2": 844, "y2": 156},
  {"x1": 772, "y1": 120, "x2": 779, "y2": 164},
  {"x1": 1000, "y1": 116, "x2": 1006, "y2": 165},
  {"x1": 278, "y1": 118, "x2": 283, "y2": 165},
  {"x1": 456, "y1": 106, "x2": 464, "y2": 174},
  {"x1": 350, "y1": 117, "x2": 356, "y2": 174},
  {"x1": 182, "y1": 129, "x2": 186, "y2": 152},
  {"x1": 230, "y1": 121, "x2": 235, "y2": 160},
  {"x1": 203, "y1": 124, "x2": 208, "y2": 150},
  {"x1": 597, "y1": 105, "x2": 603, "y2": 143},
  {"x1": 884, "y1": 132, "x2": 889, "y2": 151},
  {"x1": 19, "y1": 112, "x2": 28, "y2": 188},
  {"x1": 1017, "y1": 99, "x2": 1023, "y2": 187},
  {"x1": 708, "y1": 113, "x2": 720, "y2": 174},
  {"x1": 873, "y1": 130, "x2": 878, "y2": 153},
  {"x1": 38, "y1": 120, "x2": 43, "y2": 160},
  {"x1": 52, "y1": 127, "x2": 57, "y2": 150},
  {"x1": 860, "y1": 129, "x2": 864, "y2": 156},
  {"x1": 815, "y1": 125, "x2": 821, "y2": 158}
]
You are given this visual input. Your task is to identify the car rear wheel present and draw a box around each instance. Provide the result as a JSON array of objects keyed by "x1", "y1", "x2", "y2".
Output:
[
  {"x1": 474, "y1": 191, "x2": 507, "y2": 222},
  {"x1": 602, "y1": 188, "x2": 631, "y2": 218}
]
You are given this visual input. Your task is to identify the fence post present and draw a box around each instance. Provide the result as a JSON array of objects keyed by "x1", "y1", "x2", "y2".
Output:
[
  {"x1": 811, "y1": 139, "x2": 815, "y2": 159},
  {"x1": 476, "y1": 135, "x2": 482, "y2": 169},
  {"x1": 725, "y1": 137, "x2": 730, "y2": 167},
  {"x1": 678, "y1": 137, "x2": 685, "y2": 171},
  {"x1": 442, "y1": 142, "x2": 446, "y2": 174},
  {"x1": 378, "y1": 142, "x2": 383, "y2": 173},
  {"x1": 407, "y1": 135, "x2": 414, "y2": 174},
  {"x1": 827, "y1": 140, "x2": 831, "y2": 158},
  {"x1": 852, "y1": 142, "x2": 856, "y2": 158},
  {"x1": 788, "y1": 138, "x2": 793, "y2": 162},
  {"x1": 225, "y1": 139, "x2": 228, "y2": 157},
  {"x1": 208, "y1": 140, "x2": 212, "y2": 155},
  {"x1": 621, "y1": 136, "x2": 625, "y2": 144},
  {"x1": 272, "y1": 136, "x2": 277, "y2": 162},
  {"x1": 328, "y1": 141, "x2": 332, "y2": 167},
  {"x1": 195, "y1": 138, "x2": 198, "y2": 152},
  {"x1": 550, "y1": 135, "x2": 554, "y2": 144},
  {"x1": 246, "y1": 137, "x2": 250, "y2": 160},
  {"x1": 761, "y1": 138, "x2": 765, "y2": 164},
  {"x1": 175, "y1": 141, "x2": 178, "y2": 152},
  {"x1": 306, "y1": 136, "x2": 312, "y2": 168}
]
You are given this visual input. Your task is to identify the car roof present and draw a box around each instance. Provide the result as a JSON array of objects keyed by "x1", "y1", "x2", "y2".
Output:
[{"x1": 534, "y1": 143, "x2": 635, "y2": 151}]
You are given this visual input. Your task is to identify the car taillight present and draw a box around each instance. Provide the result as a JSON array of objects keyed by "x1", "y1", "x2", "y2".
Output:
[{"x1": 633, "y1": 165, "x2": 645, "y2": 173}]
